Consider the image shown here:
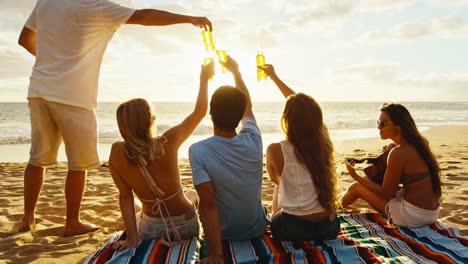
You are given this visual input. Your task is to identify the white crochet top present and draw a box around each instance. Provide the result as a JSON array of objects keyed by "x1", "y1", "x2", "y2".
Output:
[{"x1": 279, "y1": 140, "x2": 326, "y2": 216}]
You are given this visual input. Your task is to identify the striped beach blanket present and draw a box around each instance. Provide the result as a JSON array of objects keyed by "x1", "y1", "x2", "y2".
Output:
[
  {"x1": 84, "y1": 232, "x2": 200, "y2": 264},
  {"x1": 84, "y1": 213, "x2": 467, "y2": 263}
]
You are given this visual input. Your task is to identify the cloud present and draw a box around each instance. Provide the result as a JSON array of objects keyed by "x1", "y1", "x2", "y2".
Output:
[
  {"x1": 396, "y1": 72, "x2": 468, "y2": 101},
  {"x1": 0, "y1": 76, "x2": 29, "y2": 100},
  {"x1": 398, "y1": 71, "x2": 468, "y2": 91},
  {"x1": 270, "y1": 0, "x2": 320, "y2": 13},
  {"x1": 334, "y1": 63, "x2": 400, "y2": 82},
  {"x1": 0, "y1": 32, "x2": 33, "y2": 79},
  {"x1": 116, "y1": 16, "x2": 238, "y2": 56},
  {"x1": 117, "y1": 27, "x2": 187, "y2": 55},
  {"x1": 250, "y1": 2, "x2": 355, "y2": 48},
  {"x1": 244, "y1": 22, "x2": 288, "y2": 49},
  {"x1": 332, "y1": 63, "x2": 468, "y2": 100},
  {"x1": 357, "y1": 0, "x2": 414, "y2": 11},
  {"x1": 184, "y1": 0, "x2": 253, "y2": 13},
  {"x1": 0, "y1": 0, "x2": 36, "y2": 9},
  {"x1": 0, "y1": 0, "x2": 35, "y2": 27},
  {"x1": 364, "y1": 17, "x2": 466, "y2": 42},
  {"x1": 271, "y1": 0, "x2": 414, "y2": 16},
  {"x1": 0, "y1": 50, "x2": 33, "y2": 78},
  {"x1": 291, "y1": 2, "x2": 354, "y2": 27},
  {"x1": 427, "y1": 0, "x2": 468, "y2": 7}
]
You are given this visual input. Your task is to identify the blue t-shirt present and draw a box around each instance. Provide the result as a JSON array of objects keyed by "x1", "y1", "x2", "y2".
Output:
[{"x1": 189, "y1": 118, "x2": 269, "y2": 240}]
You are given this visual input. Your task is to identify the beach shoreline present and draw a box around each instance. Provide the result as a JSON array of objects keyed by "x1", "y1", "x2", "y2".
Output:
[{"x1": 0, "y1": 125, "x2": 467, "y2": 263}]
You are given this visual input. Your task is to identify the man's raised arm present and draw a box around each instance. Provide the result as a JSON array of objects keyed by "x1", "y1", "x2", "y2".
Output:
[
  {"x1": 221, "y1": 56, "x2": 254, "y2": 120},
  {"x1": 126, "y1": 9, "x2": 212, "y2": 30}
]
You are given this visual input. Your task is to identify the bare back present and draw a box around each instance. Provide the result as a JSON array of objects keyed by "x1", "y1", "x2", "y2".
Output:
[
  {"x1": 398, "y1": 145, "x2": 439, "y2": 210},
  {"x1": 109, "y1": 138, "x2": 193, "y2": 217}
]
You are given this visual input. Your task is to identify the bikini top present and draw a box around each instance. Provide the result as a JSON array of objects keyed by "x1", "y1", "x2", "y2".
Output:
[
  {"x1": 138, "y1": 163, "x2": 183, "y2": 245},
  {"x1": 400, "y1": 171, "x2": 431, "y2": 185}
]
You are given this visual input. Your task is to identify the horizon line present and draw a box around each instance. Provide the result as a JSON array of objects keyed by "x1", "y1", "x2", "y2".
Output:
[{"x1": 0, "y1": 100, "x2": 467, "y2": 103}]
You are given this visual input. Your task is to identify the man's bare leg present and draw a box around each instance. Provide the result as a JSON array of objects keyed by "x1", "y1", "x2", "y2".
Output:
[
  {"x1": 63, "y1": 170, "x2": 98, "y2": 237},
  {"x1": 20, "y1": 163, "x2": 45, "y2": 231}
]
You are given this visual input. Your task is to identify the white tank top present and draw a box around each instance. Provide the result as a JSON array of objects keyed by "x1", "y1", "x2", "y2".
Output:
[{"x1": 279, "y1": 141, "x2": 326, "y2": 215}]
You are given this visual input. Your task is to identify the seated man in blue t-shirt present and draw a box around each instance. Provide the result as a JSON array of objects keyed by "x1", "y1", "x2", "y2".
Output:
[{"x1": 189, "y1": 56, "x2": 269, "y2": 263}]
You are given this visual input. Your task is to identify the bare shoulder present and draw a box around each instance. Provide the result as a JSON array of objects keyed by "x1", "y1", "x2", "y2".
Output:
[
  {"x1": 111, "y1": 141, "x2": 125, "y2": 152},
  {"x1": 387, "y1": 145, "x2": 408, "y2": 164},
  {"x1": 161, "y1": 128, "x2": 176, "y2": 143},
  {"x1": 110, "y1": 141, "x2": 125, "y2": 161},
  {"x1": 388, "y1": 145, "x2": 403, "y2": 156},
  {"x1": 267, "y1": 142, "x2": 282, "y2": 156},
  {"x1": 267, "y1": 142, "x2": 284, "y2": 166},
  {"x1": 157, "y1": 132, "x2": 177, "y2": 154}
]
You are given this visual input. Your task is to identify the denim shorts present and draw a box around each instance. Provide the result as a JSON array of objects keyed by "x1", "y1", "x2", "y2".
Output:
[
  {"x1": 270, "y1": 211, "x2": 340, "y2": 241},
  {"x1": 138, "y1": 209, "x2": 200, "y2": 241}
]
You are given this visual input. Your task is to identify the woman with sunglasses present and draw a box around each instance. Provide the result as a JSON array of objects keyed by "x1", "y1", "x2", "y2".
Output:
[
  {"x1": 261, "y1": 64, "x2": 340, "y2": 241},
  {"x1": 341, "y1": 103, "x2": 442, "y2": 227}
]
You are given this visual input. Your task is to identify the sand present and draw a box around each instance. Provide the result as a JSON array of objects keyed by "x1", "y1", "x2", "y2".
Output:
[{"x1": 0, "y1": 125, "x2": 466, "y2": 263}]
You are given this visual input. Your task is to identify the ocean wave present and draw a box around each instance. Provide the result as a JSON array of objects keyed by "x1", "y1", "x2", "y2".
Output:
[{"x1": 2, "y1": 101, "x2": 468, "y2": 145}]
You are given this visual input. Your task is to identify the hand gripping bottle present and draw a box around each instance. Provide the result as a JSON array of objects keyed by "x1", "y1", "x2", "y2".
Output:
[
  {"x1": 216, "y1": 50, "x2": 227, "y2": 72},
  {"x1": 202, "y1": 30, "x2": 216, "y2": 52},
  {"x1": 203, "y1": 58, "x2": 214, "y2": 66},
  {"x1": 202, "y1": 30, "x2": 216, "y2": 78}
]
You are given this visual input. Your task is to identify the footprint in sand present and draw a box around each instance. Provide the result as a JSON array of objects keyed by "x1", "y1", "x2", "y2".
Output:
[
  {"x1": 353, "y1": 149, "x2": 365, "y2": 152},
  {"x1": 456, "y1": 176, "x2": 468, "y2": 181},
  {"x1": 443, "y1": 182, "x2": 457, "y2": 188},
  {"x1": 441, "y1": 166, "x2": 461, "y2": 170},
  {"x1": 445, "y1": 161, "x2": 462, "y2": 164}
]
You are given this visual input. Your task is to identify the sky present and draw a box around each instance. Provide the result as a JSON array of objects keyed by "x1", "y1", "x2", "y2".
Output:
[{"x1": 1, "y1": 0, "x2": 467, "y2": 102}]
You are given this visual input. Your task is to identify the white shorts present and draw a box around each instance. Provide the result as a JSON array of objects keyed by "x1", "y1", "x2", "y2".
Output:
[
  {"x1": 28, "y1": 98, "x2": 100, "y2": 171},
  {"x1": 386, "y1": 190, "x2": 440, "y2": 228}
]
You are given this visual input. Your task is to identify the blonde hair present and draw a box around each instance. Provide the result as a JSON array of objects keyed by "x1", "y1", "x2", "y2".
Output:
[
  {"x1": 281, "y1": 93, "x2": 340, "y2": 213},
  {"x1": 116, "y1": 98, "x2": 166, "y2": 166}
]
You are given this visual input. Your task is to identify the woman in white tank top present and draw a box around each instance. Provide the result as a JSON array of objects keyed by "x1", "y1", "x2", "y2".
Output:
[{"x1": 260, "y1": 64, "x2": 340, "y2": 241}]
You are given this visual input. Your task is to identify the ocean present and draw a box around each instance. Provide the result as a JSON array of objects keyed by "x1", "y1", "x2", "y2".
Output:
[{"x1": 0, "y1": 101, "x2": 467, "y2": 160}]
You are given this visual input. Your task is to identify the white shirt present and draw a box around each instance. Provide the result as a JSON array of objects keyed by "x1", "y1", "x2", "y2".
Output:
[
  {"x1": 25, "y1": 0, "x2": 135, "y2": 109},
  {"x1": 279, "y1": 140, "x2": 326, "y2": 215}
]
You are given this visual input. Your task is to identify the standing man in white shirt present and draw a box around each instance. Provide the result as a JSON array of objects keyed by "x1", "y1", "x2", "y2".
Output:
[{"x1": 18, "y1": 0, "x2": 212, "y2": 237}]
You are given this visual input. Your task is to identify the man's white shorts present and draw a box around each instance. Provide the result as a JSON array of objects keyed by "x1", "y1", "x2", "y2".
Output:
[{"x1": 28, "y1": 98, "x2": 101, "y2": 171}]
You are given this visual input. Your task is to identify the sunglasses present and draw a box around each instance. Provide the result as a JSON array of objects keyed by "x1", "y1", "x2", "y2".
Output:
[{"x1": 376, "y1": 120, "x2": 392, "y2": 127}]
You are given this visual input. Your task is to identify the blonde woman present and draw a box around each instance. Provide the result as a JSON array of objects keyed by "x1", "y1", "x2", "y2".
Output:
[
  {"x1": 109, "y1": 63, "x2": 214, "y2": 251},
  {"x1": 262, "y1": 64, "x2": 340, "y2": 241}
]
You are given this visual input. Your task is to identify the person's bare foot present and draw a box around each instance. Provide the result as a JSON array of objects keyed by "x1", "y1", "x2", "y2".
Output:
[
  {"x1": 19, "y1": 216, "x2": 36, "y2": 232},
  {"x1": 63, "y1": 221, "x2": 99, "y2": 237}
]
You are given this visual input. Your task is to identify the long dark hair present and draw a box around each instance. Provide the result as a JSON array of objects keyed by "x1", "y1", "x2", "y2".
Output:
[
  {"x1": 381, "y1": 103, "x2": 442, "y2": 197},
  {"x1": 281, "y1": 93, "x2": 338, "y2": 213}
]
